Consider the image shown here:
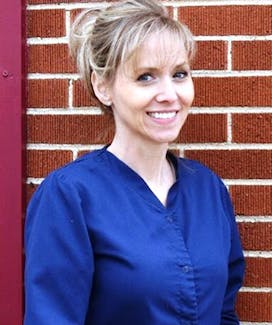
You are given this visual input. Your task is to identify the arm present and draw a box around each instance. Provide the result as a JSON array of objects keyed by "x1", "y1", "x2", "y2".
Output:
[
  {"x1": 220, "y1": 183, "x2": 245, "y2": 324},
  {"x1": 24, "y1": 172, "x2": 94, "y2": 325}
]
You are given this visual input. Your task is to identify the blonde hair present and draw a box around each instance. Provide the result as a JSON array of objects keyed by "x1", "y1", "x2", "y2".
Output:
[{"x1": 69, "y1": 0, "x2": 195, "y2": 112}]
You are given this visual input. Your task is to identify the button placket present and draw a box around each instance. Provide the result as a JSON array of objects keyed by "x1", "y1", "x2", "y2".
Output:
[{"x1": 171, "y1": 223, "x2": 198, "y2": 325}]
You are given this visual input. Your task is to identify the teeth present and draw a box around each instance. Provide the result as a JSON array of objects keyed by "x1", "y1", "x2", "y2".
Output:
[{"x1": 148, "y1": 112, "x2": 176, "y2": 119}]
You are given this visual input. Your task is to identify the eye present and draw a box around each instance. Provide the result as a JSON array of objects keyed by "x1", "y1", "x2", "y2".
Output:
[
  {"x1": 173, "y1": 71, "x2": 189, "y2": 79},
  {"x1": 137, "y1": 73, "x2": 154, "y2": 82}
]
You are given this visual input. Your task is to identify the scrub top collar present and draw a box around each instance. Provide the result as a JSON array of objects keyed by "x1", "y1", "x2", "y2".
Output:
[{"x1": 99, "y1": 145, "x2": 180, "y2": 211}]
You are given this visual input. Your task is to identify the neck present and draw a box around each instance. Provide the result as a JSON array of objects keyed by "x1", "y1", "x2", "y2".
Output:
[
  {"x1": 109, "y1": 138, "x2": 169, "y2": 179},
  {"x1": 107, "y1": 136, "x2": 176, "y2": 205}
]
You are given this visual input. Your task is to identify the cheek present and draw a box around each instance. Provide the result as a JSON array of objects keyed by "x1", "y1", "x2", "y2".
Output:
[
  {"x1": 114, "y1": 86, "x2": 144, "y2": 107},
  {"x1": 180, "y1": 82, "x2": 195, "y2": 106},
  {"x1": 190, "y1": 84, "x2": 195, "y2": 104}
]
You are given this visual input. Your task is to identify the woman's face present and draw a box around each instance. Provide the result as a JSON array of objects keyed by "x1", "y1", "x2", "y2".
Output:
[{"x1": 107, "y1": 31, "x2": 194, "y2": 146}]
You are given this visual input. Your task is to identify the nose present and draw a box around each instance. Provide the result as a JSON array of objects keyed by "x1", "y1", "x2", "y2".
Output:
[{"x1": 156, "y1": 78, "x2": 178, "y2": 103}]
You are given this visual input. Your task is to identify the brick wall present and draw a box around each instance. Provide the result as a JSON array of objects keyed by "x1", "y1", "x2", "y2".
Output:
[{"x1": 26, "y1": 0, "x2": 272, "y2": 323}]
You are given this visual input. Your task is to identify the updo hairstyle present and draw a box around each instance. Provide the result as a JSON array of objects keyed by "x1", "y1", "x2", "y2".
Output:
[{"x1": 69, "y1": 0, "x2": 195, "y2": 112}]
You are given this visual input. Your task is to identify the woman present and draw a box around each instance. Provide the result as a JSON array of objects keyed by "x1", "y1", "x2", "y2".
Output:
[{"x1": 24, "y1": 0, "x2": 245, "y2": 324}]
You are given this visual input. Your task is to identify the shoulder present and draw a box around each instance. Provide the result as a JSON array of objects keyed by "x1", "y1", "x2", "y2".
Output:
[
  {"x1": 56, "y1": 148, "x2": 106, "y2": 178},
  {"x1": 177, "y1": 156, "x2": 223, "y2": 185},
  {"x1": 176, "y1": 156, "x2": 230, "y2": 204},
  {"x1": 32, "y1": 148, "x2": 108, "y2": 199},
  {"x1": 48, "y1": 148, "x2": 107, "y2": 182},
  {"x1": 177, "y1": 157, "x2": 236, "y2": 221}
]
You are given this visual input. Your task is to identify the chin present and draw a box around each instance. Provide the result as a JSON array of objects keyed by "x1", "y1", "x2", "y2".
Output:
[
  {"x1": 151, "y1": 133, "x2": 180, "y2": 144},
  {"x1": 159, "y1": 130, "x2": 181, "y2": 142}
]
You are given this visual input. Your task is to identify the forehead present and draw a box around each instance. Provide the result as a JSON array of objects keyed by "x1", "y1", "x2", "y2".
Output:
[{"x1": 126, "y1": 31, "x2": 188, "y2": 72}]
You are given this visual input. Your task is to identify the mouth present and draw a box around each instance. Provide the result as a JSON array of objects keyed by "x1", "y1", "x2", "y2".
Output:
[{"x1": 147, "y1": 111, "x2": 178, "y2": 120}]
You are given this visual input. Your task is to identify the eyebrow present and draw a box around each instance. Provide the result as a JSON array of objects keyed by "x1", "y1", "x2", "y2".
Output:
[
  {"x1": 134, "y1": 62, "x2": 190, "y2": 74},
  {"x1": 174, "y1": 62, "x2": 190, "y2": 70}
]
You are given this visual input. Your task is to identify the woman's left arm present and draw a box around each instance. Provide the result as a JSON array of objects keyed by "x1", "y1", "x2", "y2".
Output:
[{"x1": 220, "y1": 183, "x2": 245, "y2": 324}]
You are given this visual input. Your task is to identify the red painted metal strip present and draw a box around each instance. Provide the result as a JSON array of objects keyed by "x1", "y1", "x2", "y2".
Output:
[{"x1": 0, "y1": 0, "x2": 25, "y2": 323}]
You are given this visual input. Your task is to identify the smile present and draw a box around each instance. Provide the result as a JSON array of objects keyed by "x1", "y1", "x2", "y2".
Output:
[{"x1": 147, "y1": 111, "x2": 177, "y2": 119}]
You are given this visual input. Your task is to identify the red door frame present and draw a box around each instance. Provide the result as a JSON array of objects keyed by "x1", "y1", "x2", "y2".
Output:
[{"x1": 0, "y1": 0, "x2": 25, "y2": 323}]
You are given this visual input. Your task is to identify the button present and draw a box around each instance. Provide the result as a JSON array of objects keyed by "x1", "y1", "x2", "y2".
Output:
[{"x1": 181, "y1": 265, "x2": 190, "y2": 273}]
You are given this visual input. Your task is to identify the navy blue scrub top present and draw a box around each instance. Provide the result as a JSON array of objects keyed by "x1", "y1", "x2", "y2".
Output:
[{"x1": 24, "y1": 147, "x2": 245, "y2": 325}]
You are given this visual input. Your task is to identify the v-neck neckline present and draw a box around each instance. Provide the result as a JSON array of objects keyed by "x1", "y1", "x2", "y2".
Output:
[{"x1": 101, "y1": 146, "x2": 179, "y2": 211}]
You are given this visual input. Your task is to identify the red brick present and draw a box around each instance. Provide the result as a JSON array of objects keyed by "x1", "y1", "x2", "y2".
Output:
[
  {"x1": 194, "y1": 77, "x2": 272, "y2": 107},
  {"x1": 27, "y1": 10, "x2": 65, "y2": 38},
  {"x1": 232, "y1": 41, "x2": 272, "y2": 70},
  {"x1": 27, "y1": 150, "x2": 73, "y2": 178},
  {"x1": 73, "y1": 80, "x2": 100, "y2": 107},
  {"x1": 27, "y1": 79, "x2": 69, "y2": 108},
  {"x1": 179, "y1": 114, "x2": 227, "y2": 143},
  {"x1": 179, "y1": 6, "x2": 272, "y2": 36},
  {"x1": 70, "y1": 9, "x2": 84, "y2": 25},
  {"x1": 232, "y1": 114, "x2": 272, "y2": 143},
  {"x1": 77, "y1": 150, "x2": 93, "y2": 158},
  {"x1": 244, "y1": 257, "x2": 272, "y2": 287},
  {"x1": 27, "y1": 114, "x2": 114, "y2": 144},
  {"x1": 70, "y1": 4, "x2": 135, "y2": 26},
  {"x1": 231, "y1": 186, "x2": 272, "y2": 216},
  {"x1": 237, "y1": 292, "x2": 272, "y2": 322},
  {"x1": 25, "y1": 183, "x2": 38, "y2": 205},
  {"x1": 192, "y1": 41, "x2": 227, "y2": 70},
  {"x1": 184, "y1": 150, "x2": 272, "y2": 179},
  {"x1": 238, "y1": 222, "x2": 272, "y2": 250},
  {"x1": 27, "y1": 113, "x2": 226, "y2": 145},
  {"x1": 28, "y1": 44, "x2": 76, "y2": 74}
]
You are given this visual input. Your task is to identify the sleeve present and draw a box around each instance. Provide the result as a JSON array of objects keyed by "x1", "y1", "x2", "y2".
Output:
[
  {"x1": 24, "y1": 172, "x2": 94, "y2": 325},
  {"x1": 220, "y1": 182, "x2": 245, "y2": 324}
]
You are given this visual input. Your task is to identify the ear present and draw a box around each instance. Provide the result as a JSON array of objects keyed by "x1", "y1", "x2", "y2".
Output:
[{"x1": 91, "y1": 71, "x2": 112, "y2": 106}]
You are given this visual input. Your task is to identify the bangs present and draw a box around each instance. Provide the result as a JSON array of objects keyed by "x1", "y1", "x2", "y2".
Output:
[
  {"x1": 121, "y1": 28, "x2": 191, "y2": 80},
  {"x1": 117, "y1": 17, "x2": 195, "y2": 69}
]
